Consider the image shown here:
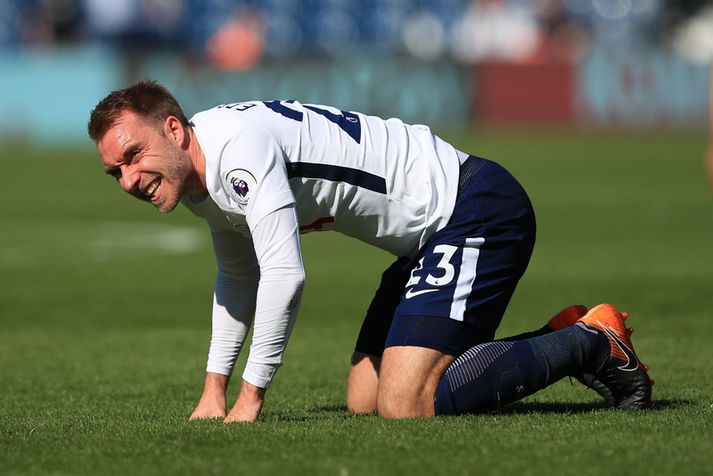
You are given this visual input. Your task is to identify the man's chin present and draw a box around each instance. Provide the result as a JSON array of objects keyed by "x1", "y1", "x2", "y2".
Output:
[{"x1": 153, "y1": 197, "x2": 180, "y2": 213}]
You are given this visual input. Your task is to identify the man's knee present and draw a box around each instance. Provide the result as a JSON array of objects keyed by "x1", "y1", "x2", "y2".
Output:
[
  {"x1": 376, "y1": 381, "x2": 436, "y2": 418},
  {"x1": 376, "y1": 346, "x2": 454, "y2": 419},
  {"x1": 347, "y1": 352, "x2": 380, "y2": 414}
]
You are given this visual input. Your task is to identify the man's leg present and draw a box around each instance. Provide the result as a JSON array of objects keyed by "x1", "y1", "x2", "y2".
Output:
[
  {"x1": 434, "y1": 323, "x2": 606, "y2": 414},
  {"x1": 352, "y1": 305, "x2": 589, "y2": 416},
  {"x1": 348, "y1": 258, "x2": 410, "y2": 414},
  {"x1": 499, "y1": 303, "x2": 623, "y2": 405},
  {"x1": 372, "y1": 311, "x2": 595, "y2": 418},
  {"x1": 374, "y1": 305, "x2": 652, "y2": 418},
  {"x1": 377, "y1": 346, "x2": 454, "y2": 418},
  {"x1": 434, "y1": 304, "x2": 652, "y2": 414},
  {"x1": 347, "y1": 352, "x2": 380, "y2": 414}
]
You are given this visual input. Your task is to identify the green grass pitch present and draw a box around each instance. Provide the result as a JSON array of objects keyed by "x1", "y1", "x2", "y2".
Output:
[{"x1": 1, "y1": 129, "x2": 712, "y2": 475}]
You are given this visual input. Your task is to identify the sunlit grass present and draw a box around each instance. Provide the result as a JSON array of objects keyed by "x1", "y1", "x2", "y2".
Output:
[{"x1": 1, "y1": 130, "x2": 711, "y2": 475}]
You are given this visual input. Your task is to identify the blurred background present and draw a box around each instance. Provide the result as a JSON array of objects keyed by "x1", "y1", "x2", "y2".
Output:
[{"x1": 0, "y1": 0, "x2": 711, "y2": 143}]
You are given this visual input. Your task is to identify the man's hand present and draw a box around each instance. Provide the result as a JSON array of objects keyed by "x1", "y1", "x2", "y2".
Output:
[
  {"x1": 224, "y1": 380, "x2": 266, "y2": 423},
  {"x1": 189, "y1": 372, "x2": 229, "y2": 420}
]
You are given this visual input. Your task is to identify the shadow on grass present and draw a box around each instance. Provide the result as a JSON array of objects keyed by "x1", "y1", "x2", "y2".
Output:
[
  {"x1": 498, "y1": 398, "x2": 688, "y2": 415},
  {"x1": 262, "y1": 404, "x2": 352, "y2": 423},
  {"x1": 270, "y1": 399, "x2": 691, "y2": 421}
]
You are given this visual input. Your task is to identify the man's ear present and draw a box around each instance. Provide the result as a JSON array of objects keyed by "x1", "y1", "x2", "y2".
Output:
[{"x1": 164, "y1": 115, "x2": 187, "y2": 148}]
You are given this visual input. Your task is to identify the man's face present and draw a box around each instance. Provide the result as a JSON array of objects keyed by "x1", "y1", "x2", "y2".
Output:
[{"x1": 97, "y1": 110, "x2": 192, "y2": 213}]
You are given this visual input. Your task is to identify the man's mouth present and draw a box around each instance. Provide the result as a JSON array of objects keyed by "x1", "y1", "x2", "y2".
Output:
[{"x1": 145, "y1": 179, "x2": 161, "y2": 202}]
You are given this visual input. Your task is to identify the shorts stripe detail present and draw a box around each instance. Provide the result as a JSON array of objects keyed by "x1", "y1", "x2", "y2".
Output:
[
  {"x1": 286, "y1": 162, "x2": 387, "y2": 194},
  {"x1": 449, "y1": 237, "x2": 485, "y2": 322}
]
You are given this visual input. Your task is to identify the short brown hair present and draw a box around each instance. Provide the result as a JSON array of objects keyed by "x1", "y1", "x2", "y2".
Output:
[{"x1": 88, "y1": 80, "x2": 189, "y2": 142}]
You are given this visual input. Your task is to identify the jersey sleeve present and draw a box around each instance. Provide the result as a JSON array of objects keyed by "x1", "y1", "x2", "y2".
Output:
[
  {"x1": 203, "y1": 205, "x2": 305, "y2": 389},
  {"x1": 242, "y1": 204, "x2": 305, "y2": 388},
  {"x1": 217, "y1": 125, "x2": 295, "y2": 229},
  {"x1": 205, "y1": 227, "x2": 259, "y2": 376}
]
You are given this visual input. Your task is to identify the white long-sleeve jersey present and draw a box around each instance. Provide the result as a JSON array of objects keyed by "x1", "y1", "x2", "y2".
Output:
[{"x1": 181, "y1": 100, "x2": 462, "y2": 387}]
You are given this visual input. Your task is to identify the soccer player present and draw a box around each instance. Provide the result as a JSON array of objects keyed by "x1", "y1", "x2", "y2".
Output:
[{"x1": 88, "y1": 81, "x2": 652, "y2": 422}]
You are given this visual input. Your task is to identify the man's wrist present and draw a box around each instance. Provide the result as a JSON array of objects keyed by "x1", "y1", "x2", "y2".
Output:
[
  {"x1": 224, "y1": 380, "x2": 266, "y2": 423},
  {"x1": 190, "y1": 373, "x2": 230, "y2": 420},
  {"x1": 203, "y1": 372, "x2": 230, "y2": 395},
  {"x1": 239, "y1": 380, "x2": 266, "y2": 398}
]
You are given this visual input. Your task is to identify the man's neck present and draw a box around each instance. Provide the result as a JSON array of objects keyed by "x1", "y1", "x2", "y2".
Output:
[{"x1": 185, "y1": 127, "x2": 207, "y2": 194}]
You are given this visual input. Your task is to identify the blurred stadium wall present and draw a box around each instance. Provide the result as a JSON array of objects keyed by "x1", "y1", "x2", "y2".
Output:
[{"x1": 0, "y1": 0, "x2": 711, "y2": 144}]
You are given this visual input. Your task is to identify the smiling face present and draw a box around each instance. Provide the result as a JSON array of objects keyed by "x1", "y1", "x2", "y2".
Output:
[{"x1": 97, "y1": 110, "x2": 194, "y2": 213}]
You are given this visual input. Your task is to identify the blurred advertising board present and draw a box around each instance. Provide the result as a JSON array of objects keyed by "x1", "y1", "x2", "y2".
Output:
[
  {"x1": 0, "y1": 45, "x2": 708, "y2": 144},
  {"x1": 577, "y1": 43, "x2": 709, "y2": 129},
  {"x1": 0, "y1": 48, "x2": 468, "y2": 144},
  {"x1": 472, "y1": 44, "x2": 709, "y2": 129}
]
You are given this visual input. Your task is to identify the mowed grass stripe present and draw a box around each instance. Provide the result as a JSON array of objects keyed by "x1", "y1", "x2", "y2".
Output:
[{"x1": 0, "y1": 220, "x2": 207, "y2": 269}]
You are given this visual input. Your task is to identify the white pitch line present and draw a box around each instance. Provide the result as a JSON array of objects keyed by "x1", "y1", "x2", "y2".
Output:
[{"x1": 0, "y1": 220, "x2": 208, "y2": 269}]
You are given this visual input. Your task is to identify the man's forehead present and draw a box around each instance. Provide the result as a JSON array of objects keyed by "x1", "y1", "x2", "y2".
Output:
[
  {"x1": 98, "y1": 111, "x2": 151, "y2": 158},
  {"x1": 114, "y1": 128, "x2": 132, "y2": 147},
  {"x1": 111, "y1": 110, "x2": 151, "y2": 140}
]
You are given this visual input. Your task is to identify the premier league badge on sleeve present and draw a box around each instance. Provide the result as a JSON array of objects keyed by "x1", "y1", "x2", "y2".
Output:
[{"x1": 225, "y1": 168, "x2": 257, "y2": 206}]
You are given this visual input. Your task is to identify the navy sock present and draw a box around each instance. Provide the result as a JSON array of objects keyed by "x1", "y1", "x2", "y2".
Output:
[
  {"x1": 434, "y1": 325, "x2": 609, "y2": 415},
  {"x1": 497, "y1": 324, "x2": 552, "y2": 342}
]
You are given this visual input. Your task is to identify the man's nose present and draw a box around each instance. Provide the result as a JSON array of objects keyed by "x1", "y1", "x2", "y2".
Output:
[{"x1": 119, "y1": 166, "x2": 140, "y2": 193}]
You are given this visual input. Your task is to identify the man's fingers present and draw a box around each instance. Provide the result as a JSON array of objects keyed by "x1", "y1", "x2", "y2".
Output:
[
  {"x1": 223, "y1": 414, "x2": 253, "y2": 424},
  {"x1": 189, "y1": 412, "x2": 225, "y2": 421},
  {"x1": 189, "y1": 404, "x2": 227, "y2": 421}
]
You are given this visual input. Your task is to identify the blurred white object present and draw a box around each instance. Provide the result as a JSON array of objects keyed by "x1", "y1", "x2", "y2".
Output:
[
  {"x1": 672, "y1": 5, "x2": 713, "y2": 63},
  {"x1": 82, "y1": 0, "x2": 139, "y2": 35},
  {"x1": 402, "y1": 12, "x2": 446, "y2": 61},
  {"x1": 450, "y1": 0, "x2": 541, "y2": 63}
]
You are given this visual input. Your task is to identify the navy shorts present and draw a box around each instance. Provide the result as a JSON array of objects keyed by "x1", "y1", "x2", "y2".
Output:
[{"x1": 354, "y1": 157, "x2": 536, "y2": 357}]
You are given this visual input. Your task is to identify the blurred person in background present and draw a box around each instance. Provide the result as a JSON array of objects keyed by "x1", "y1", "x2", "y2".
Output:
[
  {"x1": 15, "y1": 0, "x2": 84, "y2": 45},
  {"x1": 450, "y1": 0, "x2": 541, "y2": 63},
  {"x1": 529, "y1": 0, "x2": 591, "y2": 63},
  {"x1": 82, "y1": 0, "x2": 188, "y2": 83},
  {"x1": 205, "y1": 6, "x2": 264, "y2": 71}
]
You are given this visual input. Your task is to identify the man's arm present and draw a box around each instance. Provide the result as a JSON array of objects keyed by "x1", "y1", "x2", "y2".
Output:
[
  {"x1": 190, "y1": 372, "x2": 230, "y2": 420},
  {"x1": 190, "y1": 228, "x2": 259, "y2": 420},
  {"x1": 224, "y1": 204, "x2": 305, "y2": 423}
]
